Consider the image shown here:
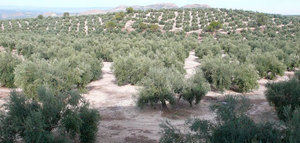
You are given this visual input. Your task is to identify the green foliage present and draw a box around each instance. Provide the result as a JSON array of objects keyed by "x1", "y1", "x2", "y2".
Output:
[
  {"x1": 111, "y1": 36, "x2": 188, "y2": 86},
  {"x1": 138, "y1": 22, "x2": 148, "y2": 31},
  {"x1": 200, "y1": 56, "x2": 259, "y2": 93},
  {"x1": 149, "y1": 24, "x2": 160, "y2": 32},
  {"x1": 287, "y1": 108, "x2": 300, "y2": 143},
  {"x1": 160, "y1": 96, "x2": 284, "y2": 143},
  {"x1": 257, "y1": 13, "x2": 268, "y2": 26},
  {"x1": 182, "y1": 69, "x2": 210, "y2": 107},
  {"x1": 251, "y1": 53, "x2": 285, "y2": 79},
  {"x1": 0, "y1": 87, "x2": 100, "y2": 143},
  {"x1": 115, "y1": 12, "x2": 125, "y2": 21},
  {"x1": 37, "y1": 14, "x2": 44, "y2": 19},
  {"x1": 137, "y1": 67, "x2": 184, "y2": 109},
  {"x1": 113, "y1": 55, "x2": 159, "y2": 85},
  {"x1": 63, "y1": 12, "x2": 70, "y2": 18},
  {"x1": 206, "y1": 21, "x2": 222, "y2": 32},
  {"x1": 0, "y1": 52, "x2": 20, "y2": 88},
  {"x1": 126, "y1": 7, "x2": 134, "y2": 13},
  {"x1": 201, "y1": 56, "x2": 234, "y2": 91},
  {"x1": 232, "y1": 64, "x2": 259, "y2": 92},
  {"x1": 105, "y1": 21, "x2": 116, "y2": 29},
  {"x1": 195, "y1": 37, "x2": 221, "y2": 59},
  {"x1": 79, "y1": 107, "x2": 100, "y2": 143},
  {"x1": 265, "y1": 75, "x2": 300, "y2": 121},
  {"x1": 295, "y1": 71, "x2": 300, "y2": 80},
  {"x1": 14, "y1": 52, "x2": 102, "y2": 97}
]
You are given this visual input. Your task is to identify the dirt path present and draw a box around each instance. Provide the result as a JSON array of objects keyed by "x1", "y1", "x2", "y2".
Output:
[
  {"x1": 123, "y1": 20, "x2": 135, "y2": 32},
  {"x1": 184, "y1": 50, "x2": 200, "y2": 78},
  {"x1": 0, "y1": 87, "x2": 10, "y2": 105},
  {"x1": 84, "y1": 20, "x2": 88, "y2": 35},
  {"x1": 98, "y1": 17, "x2": 103, "y2": 25},
  {"x1": 189, "y1": 11, "x2": 192, "y2": 27},
  {"x1": 76, "y1": 22, "x2": 80, "y2": 32},
  {"x1": 83, "y1": 62, "x2": 138, "y2": 108},
  {"x1": 0, "y1": 87, "x2": 21, "y2": 107},
  {"x1": 84, "y1": 62, "x2": 160, "y2": 142},
  {"x1": 171, "y1": 12, "x2": 183, "y2": 32}
]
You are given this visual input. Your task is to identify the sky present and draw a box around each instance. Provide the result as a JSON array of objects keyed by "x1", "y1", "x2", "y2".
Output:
[{"x1": 1, "y1": 0, "x2": 299, "y2": 15}]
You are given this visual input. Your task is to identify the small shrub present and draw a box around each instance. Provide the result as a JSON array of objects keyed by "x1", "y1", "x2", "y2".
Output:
[
  {"x1": 37, "y1": 14, "x2": 44, "y2": 19},
  {"x1": 63, "y1": 12, "x2": 70, "y2": 18},
  {"x1": 205, "y1": 21, "x2": 222, "y2": 32},
  {"x1": 149, "y1": 24, "x2": 160, "y2": 32},
  {"x1": 115, "y1": 12, "x2": 125, "y2": 21},
  {"x1": 138, "y1": 22, "x2": 148, "y2": 31},
  {"x1": 126, "y1": 7, "x2": 134, "y2": 13},
  {"x1": 105, "y1": 21, "x2": 116, "y2": 29},
  {"x1": 265, "y1": 75, "x2": 300, "y2": 121},
  {"x1": 0, "y1": 87, "x2": 100, "y2": 143}
]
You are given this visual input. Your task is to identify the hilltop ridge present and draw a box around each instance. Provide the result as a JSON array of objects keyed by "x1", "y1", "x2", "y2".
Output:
[
  {"x1": 80, "y1": 3, "x2": 210, "y2": 15},
  {"x1": 0, "y1": 3, "x2": 210, "y2": 19}
]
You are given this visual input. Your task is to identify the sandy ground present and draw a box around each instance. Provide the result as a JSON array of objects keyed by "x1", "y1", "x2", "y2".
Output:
[
  {"x1": 184, "y1": 50, "x2": 200, "y2": 78},
  {"x1": 0, "y1": 46, "x2": 4, "y2": 51},
  {"x1": 0, "y1": 51, "x2": 294, "y2": 143},
  {"x1": 0, "y1": 87, "x2": 10, "y2": 105}
]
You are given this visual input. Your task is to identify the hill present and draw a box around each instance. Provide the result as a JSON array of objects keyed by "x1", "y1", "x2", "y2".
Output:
[{"x1": 0, "y1": 3, "x2": 210, "y2": 19}]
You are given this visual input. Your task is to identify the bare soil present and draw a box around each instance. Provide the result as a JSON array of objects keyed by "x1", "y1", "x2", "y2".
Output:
[{"x1": 123, "y1": 20, "x2": 135, "y2": 32}]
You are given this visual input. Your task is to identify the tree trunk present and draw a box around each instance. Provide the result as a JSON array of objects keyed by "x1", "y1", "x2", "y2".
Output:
[
  {"x1": 161, "y1": 100, "x2": 168, "y2": 110},
  {"x1": 178, "y1": 94, "x2": 182, "y2": 103},
  {"x1": 189, "y1": 101, "x2": 193, "y2": 107}
]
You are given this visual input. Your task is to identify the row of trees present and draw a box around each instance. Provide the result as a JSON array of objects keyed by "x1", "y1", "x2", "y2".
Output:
[
  {"x1": 160, "y1": 72, "x2": 300, "y2": 142},
  {"x1": 1, "y1": 6, "x2": 295, "y2": 35}
]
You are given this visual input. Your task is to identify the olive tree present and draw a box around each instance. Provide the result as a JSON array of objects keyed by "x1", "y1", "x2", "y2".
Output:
[
  {"x1": 0, "y1": 52, "x2": 20, "y2": 88},
  {"x1": 160, "y1": 96, "x2": 285, "y2": 143},
  {"x1": 0, "y1": 87, "x2": 100, "y2": 143},
  {"x1": 137, "y1": 67, "x2": 184, "y2": 110},
  {"x1": 181, "y1": 69, "x2": 210, "y2": 107}
]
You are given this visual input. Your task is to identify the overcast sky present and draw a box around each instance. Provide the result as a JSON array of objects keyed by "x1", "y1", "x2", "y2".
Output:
[{"x1": 1, "y1": 0, "x2": 299, "y2": 15}]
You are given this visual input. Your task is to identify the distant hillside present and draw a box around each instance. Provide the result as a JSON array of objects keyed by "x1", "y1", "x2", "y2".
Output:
[
  {"x1": 0, "y1": 9, "x2": 40, "y2": 19},
  {"x1": 0, "y1": 6, "x2": 110, "y2": 19},
  {"x1": 0, "y1": 3, "x2": 210, "y2": 19},
  {"x1": 79, "y1": 3, "x2": 210, "y2": 15},
  {"x1": 182, "y1": 4, "x2": 210, "y2": 9}
]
